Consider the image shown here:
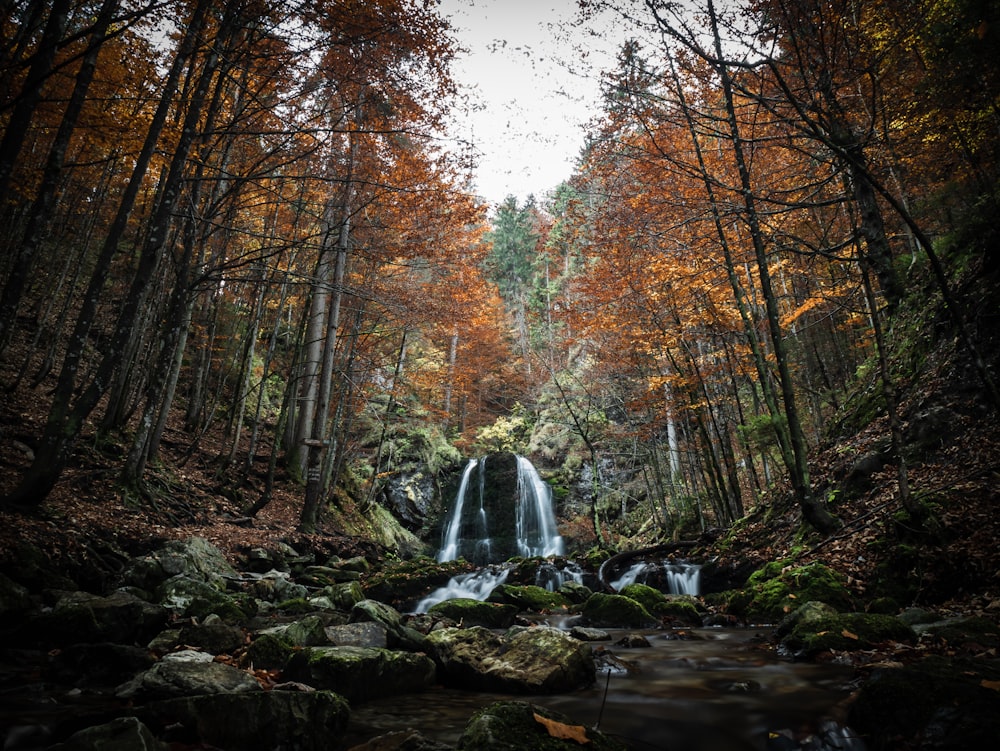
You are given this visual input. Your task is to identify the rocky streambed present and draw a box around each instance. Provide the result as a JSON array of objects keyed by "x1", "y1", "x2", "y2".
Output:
[{"x1": 1, "y1": 537, "x2": 999, "y2": 750}]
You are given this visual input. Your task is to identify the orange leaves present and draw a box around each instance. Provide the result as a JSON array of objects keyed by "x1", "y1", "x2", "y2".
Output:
[{"x1": 533, "y1": 713, "x2": 591, "y2": 745}]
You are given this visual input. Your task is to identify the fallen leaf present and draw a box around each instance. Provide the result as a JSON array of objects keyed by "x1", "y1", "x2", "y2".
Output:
[
  {"x1": 982, "y1": 679, "x2": 1000, "y2": 691},
  {"x1": 533, "y1": 713, "x2": 591, "y2": 744},
  {"x1": 842, "y1": 629, "x2": 860, "y2": 640}
]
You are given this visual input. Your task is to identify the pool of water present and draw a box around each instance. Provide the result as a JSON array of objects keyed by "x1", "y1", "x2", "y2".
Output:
[{"x1": 339, "y1": 625, "x2": 863, "y2": 750}]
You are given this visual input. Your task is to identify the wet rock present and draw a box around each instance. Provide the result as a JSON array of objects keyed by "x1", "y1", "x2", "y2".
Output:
[
  {"x1": 284, "y1": 646, "x2": 436, "y2": 704},
  {"x1": 249, "y1": 569, "x2": 309, "y2": 603},
  {"x1": 581, "y1": 593, "x2": 657, "y2": 629},
  {"x1": 138, "y1": 689, "x2": 350, "y2": 751},
  {"x1": 47, "y1": 716, "x2": 168, "y2": 751},
  {"x1": 557, "y1": 580, "x2": 593, "y2": 604},
  {"x1": 428, "y1": 598, "x2": 519, "y2": 629},
  {"x1": 569, "y1": 626, "x2": 611, "y2": 641},
  {"x1": 427, "y1": 625, "x2": 595, "y2": 693},
  {"x1": 116, "y1": 649, "x2": 261, "y2": 700},
  {"x1": 615, "y1": 633, "x2": 651, "y2": 648},
  {"x1": 457, "y1": 700, "x2": 627, "y2": 750}
]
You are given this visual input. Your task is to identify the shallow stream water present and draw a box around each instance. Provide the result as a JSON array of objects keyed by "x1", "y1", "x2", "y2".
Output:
[{"x1": 339, "y1": 623, "x2": 863, "y2": 751}]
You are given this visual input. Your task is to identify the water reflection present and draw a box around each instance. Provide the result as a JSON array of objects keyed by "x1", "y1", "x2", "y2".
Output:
[{"x1": 339, "y1": 627, "x2": 862, "y2": 750}]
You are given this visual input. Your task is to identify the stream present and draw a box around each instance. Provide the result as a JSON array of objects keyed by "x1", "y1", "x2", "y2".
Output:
[{"x1": 338, "y1": 622, "x2": 863, "y2": 750}]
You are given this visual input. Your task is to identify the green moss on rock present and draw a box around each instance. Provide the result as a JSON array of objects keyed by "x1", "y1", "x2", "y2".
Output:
[
  {"x1": 428, "y1": 598, "x2": 519, "y2": 628},
  {"x1": 487, "y1": 584, "x2": 571, "y2": 612},
  {"x1": 458, "y1": 700, "x2": 627, "y2": 751},
  {"x1": 782, "y1": 612, "x2": 916, "y2": 656},
  {"x1": 581, "y1": 593, "x2": 656, "y2": 629}
]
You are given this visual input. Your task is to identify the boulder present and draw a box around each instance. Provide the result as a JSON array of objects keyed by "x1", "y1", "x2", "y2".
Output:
[
  {"x1": 137, "y1": 688, "x2": 350, "y2": 751},
  {"x1": 122, "y1": 537, "x2": 238, "y2": 591},
  {"x1": 427, "y1": 626, "x2": 595, "y2": 694},
  {"x1": 780, "y1": 612, "x2": 916, "y2": 657},
  {"x1": 350, "y1": 599, "x2": 429, "y2": 652},
  {"x1": 325, "y1": 621, "x2": 389, "y2": 648},
  {"x1": 428, "y1": 598, "x2": 519, "y2": 628},
  {"x1": 486, "y1": 584, "x2": 571, "y2": 612},
  {"x1": 284, "y1": 646, "x2": 436, "y2": 704},
  {"x1": 257, "y1": 615, "x2": 329, "y2": 647},
  {"x1": 178, "y1": 620, "x2": 246, "y2": 654},
  {"x1": 581, "y1": 593, "x2": 657, "y2": 629},
  {"x1": 156, "y1": 574, "x2": 249, "y2": 620},
  {"x1": 116, "y1": 650, "x2": 261, "y2": 700},
  {"x1": 569, "y1": 626, "x2": 611, "y2": 642},
  {"x1": 28, "y1": 589, "x2": 169, "y2": 646},
  {"x1": 457, "y1": 700, "x2": 627, "y2": 750},
  {"x1": 321, "y1": 580, "x2": 366, "y2": 610}
]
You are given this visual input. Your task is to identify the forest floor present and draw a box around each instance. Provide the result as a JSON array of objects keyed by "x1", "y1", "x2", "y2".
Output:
[{"x1": 1, "y1": 337, "x2": 999, "y2": 624}]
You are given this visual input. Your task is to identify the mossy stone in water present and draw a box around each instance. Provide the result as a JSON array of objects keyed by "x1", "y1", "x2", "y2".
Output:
[
  {"x1": 458, "y1": 700, "x2": 627, "y2": 750},
  {"x1": 618, "y1": 583, "x2": 667, "y2": 614},
  {"x1": 487, "y1": 584, "x2": 571, "y2": 612},
  {"x1": 428, "y1": 598, "x2": 519, "y2": 628},
  {"x1": 581, "y1": 593, "x2": 657, "y2": 628}
]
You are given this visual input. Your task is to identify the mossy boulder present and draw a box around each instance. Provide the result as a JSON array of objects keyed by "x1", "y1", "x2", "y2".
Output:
[
  {"x1": 581, "y1": 593, "x2": 657, "y2": 629},
  {"x1": 28, "y1": 590, "x2": 169, "y2": 646},
  {"x1": 428, "y1": 598, "x2": 519, "y2": 629},
  {"x1": 349, "y1": 599, "x2": 429, "y2": 651},
  {"x1": 487, "y1": 584, "x2": 571, "y2": 612},
  {"x1": 736, "y1": 561, "x2": 853, "y2": 622},
  {"x1": 848, "y1": 656, "x2": 1000, "y2": 750},
  {"x1": 244, "y1": 633, "x2": 293, "y2": 669},
  {"x1": 319, "y1": 581, "x2": 365, "y2": 611},
  {"x1": 618, "y1": 583, "x2": 667, "y2": 614},
  {"x1": 284, "y1": 646, "x2": 436, "y2": 704},
  {"x1": 457, "y1": 700, "x2": 627, "y2": 751},
  {"x1": 781, "y1": 612, "x2": 916, "y2": 657}
]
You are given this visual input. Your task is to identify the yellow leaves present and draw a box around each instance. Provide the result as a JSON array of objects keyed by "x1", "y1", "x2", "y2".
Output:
[
  {"x1": 842, "y1": 629, "x2": 860, "y2": 641},
  {"x1": 533, "y1": 713, "x2": 591, "y2": 745},
  {"x1": 982, "y1": 679, "x2": 1000, "y2": 691}
]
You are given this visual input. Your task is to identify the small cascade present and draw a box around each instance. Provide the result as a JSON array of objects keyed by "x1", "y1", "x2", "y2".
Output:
[
  {"x1": 435, "y1": 453, "x2": 563, "y2": 564},
  {"x1": 436, "y1": 459, "x2": 477, "y2": 563},
  {"x1": 610, "y1": 560, "x2": 701, "y2": 596},
  {"x1": 414, "y1": 566, "x2": 510, "y2": 613},
  {"x1": 534, "y1": 561, "x2": 584, "y2": 591},
  {"x1": 515, "y1": 455, "x2": 564, "y2": 559}
]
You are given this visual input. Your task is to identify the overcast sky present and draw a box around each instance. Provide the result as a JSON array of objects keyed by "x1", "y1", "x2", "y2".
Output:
[{"x1": 438, "y1": 0, "x2": 628, "y2": 207}]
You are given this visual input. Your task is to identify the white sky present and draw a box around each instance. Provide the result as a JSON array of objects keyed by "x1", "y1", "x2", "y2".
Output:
[{"x1": 438, "y1": 0, "x2": 628, "y2": 208}]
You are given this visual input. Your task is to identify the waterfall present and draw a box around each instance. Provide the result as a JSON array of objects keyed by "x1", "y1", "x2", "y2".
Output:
[
  {"x1": 435, "y1": 453, "x2": 563, "y2": 564},
  {"x1": 515, "y1": 455, "x2": 564, "y2": 559},
  {"x1": 436, "y1": 459, "x2": 477, "y2": 563},
  {"x1": 414, "y1": 566, "x2": 510, "y2": 613}
]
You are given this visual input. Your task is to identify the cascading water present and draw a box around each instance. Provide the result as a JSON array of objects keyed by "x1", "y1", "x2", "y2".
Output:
[
  {"x1": 610, "y1": 560, "x2": 702, "y2": 596},
  {"x1": 515, "y1": 455, "x2": 564, "y2": 558},
  {"x1": 435, "y1": 453, "x2": 563, "y2": 565}
]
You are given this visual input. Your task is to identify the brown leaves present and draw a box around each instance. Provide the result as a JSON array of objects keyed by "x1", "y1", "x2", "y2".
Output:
[{"x1": 533, "y1": 713, "x2": 590, "y2": 745}]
